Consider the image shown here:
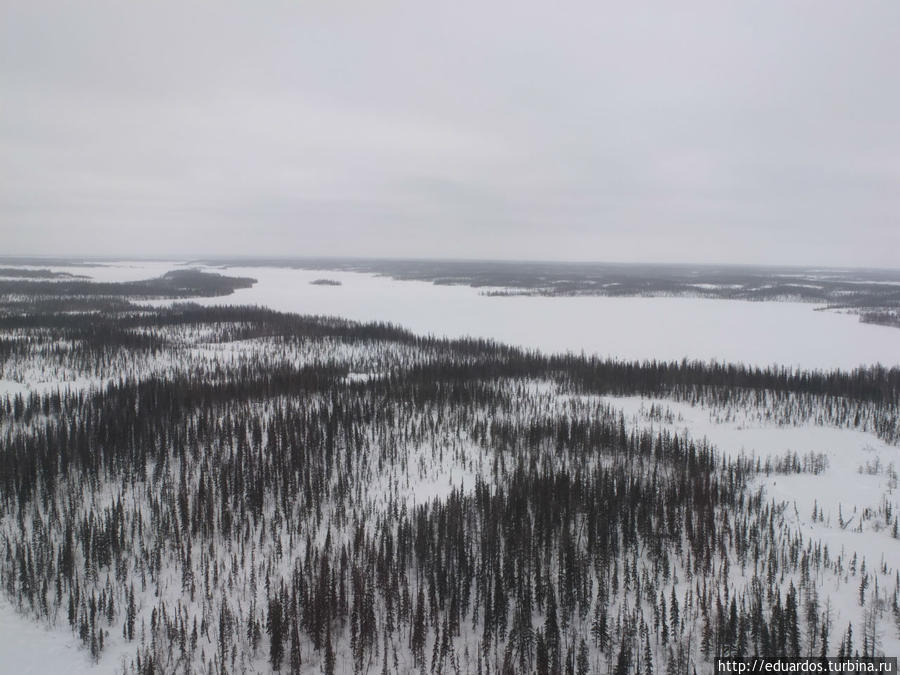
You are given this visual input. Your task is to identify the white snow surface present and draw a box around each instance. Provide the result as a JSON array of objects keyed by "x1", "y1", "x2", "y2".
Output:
[
  {"x1": 605, "y1": 395, "x2": 900, "y2": 530},
  {"x1": 598, "y1": 394, "x2": 900, "y2": 656},
  {"x1": 176, "y1": 265, "x2": 900, "y2": 371},
  {"x1": 1, "y1": 260, "x2": 183, "y2": 283},
  {"x1": 0, "y1": 595, "x2": 127, "y2": 674},
  {"x1": 4, "y1": 259, "x2": 900, "y2": 369}
]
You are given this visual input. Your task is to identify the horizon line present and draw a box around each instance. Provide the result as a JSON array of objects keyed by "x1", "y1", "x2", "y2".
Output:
[{"x1": 2, "y1": 253, "x2": 900, "y2": 274}]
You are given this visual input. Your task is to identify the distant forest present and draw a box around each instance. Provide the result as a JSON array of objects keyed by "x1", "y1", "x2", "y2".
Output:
[
  {"x1": 0, "y1": 269, "x2": 255, "y2": 299},
  {"x1": 196, "y1": 258, "x2": 900, "y2": 329}
]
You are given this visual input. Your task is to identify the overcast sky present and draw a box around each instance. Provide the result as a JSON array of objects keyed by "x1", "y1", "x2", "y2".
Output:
[{"x1": 2, "y1": 1, "x2": 898, "y2": 266}]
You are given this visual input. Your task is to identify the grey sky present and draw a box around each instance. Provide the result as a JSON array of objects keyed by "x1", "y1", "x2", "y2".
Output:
[{"x1": 2, "y1": 1, "x2": 899, "y2": 266}]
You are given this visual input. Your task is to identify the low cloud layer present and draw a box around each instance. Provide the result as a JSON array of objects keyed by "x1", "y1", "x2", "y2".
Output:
[{"x1": 2, "y1": 1, "x2": 899, "y2": 266}]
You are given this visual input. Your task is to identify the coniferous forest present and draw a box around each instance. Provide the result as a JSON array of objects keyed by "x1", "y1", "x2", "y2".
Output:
[{"x1": 1, "y1": 294, "x2": 900, "y2": 674}]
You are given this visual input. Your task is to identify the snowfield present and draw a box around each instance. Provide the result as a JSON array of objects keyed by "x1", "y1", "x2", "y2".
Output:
[
  {"x1": 0, "y1": 595, "x2": 105, "y2": 675},
  {"x1": 596, "y1": 393, "x2": 900, "y2": 658},
  {"x1": 603, "y1": 395, "x2": 900, "y2": 529}
]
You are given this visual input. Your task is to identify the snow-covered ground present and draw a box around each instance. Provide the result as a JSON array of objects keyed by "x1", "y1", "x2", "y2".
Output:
[
  {"x1": 599, "y1": 393, "x2": 900, "y2": 656},
  {"x1": 604, "y1": 395, "x2": 899, "y2": 528},
  {"x1": 0, "y1": 595, "x2": 126, "y2": 674}
]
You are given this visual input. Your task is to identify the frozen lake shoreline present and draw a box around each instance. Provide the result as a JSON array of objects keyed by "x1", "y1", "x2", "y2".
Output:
[
  {"x1": 6, "y1": 259, "x2": 900, "y2": 370},
  {"x1": 181, "y1": 264, "x2": 900, "y2": 371}
]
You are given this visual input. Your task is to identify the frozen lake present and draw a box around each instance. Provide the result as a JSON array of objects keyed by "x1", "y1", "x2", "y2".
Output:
[
  {"x1": 9, "y1": 260, "x2": 900, "y2": 370},
  {"x1": 181, "y1": 265, "x2": 900, "y2": 371}
]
